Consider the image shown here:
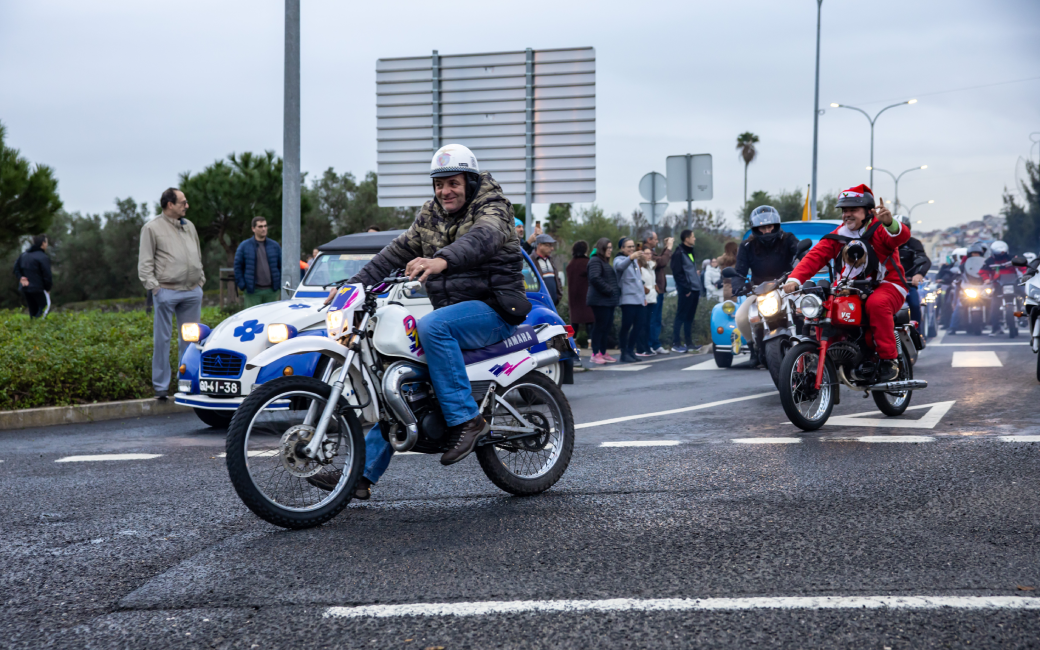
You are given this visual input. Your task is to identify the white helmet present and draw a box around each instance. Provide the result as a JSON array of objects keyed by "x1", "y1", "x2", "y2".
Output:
[
  {"x1": 952, "y1": 247, "x2": 967, "y2": 259},
  {"x1": 430, "y1": 144, "x2": 479, "y2": 178},
  {"x1": 989, "y1": 240, "x2": 1009, "y2": 256}
]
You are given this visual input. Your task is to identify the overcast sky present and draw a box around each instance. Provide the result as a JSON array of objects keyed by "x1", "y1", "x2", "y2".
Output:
[{"x1": 2, "y1": 0, "x2": 1038, "y2": 233}]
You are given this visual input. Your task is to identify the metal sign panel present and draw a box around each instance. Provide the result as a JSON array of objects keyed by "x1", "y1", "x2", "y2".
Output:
[
  {"x1": 376, "y1": 47, "x2": 595, "y2": 207},
  {"x1": 639, "y1": 172, "x2": 666, "y2": 202},
  {"x1": 665, "y1": 154, "x2": 713, "y2": 202},
  {"x1": 639, "y1": 202, "x2": 668, "y2": 222}
]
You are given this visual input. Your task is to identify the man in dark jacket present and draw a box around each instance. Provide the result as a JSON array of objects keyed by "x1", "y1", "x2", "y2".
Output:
[
  {"x1": 13, "y1": 234, "x2": 52, "y2": 318},
  {"x1": 347, "y1": 144, "x2": 529, "y2": 469},
  {"x1": 643, "y1": 232, "x2": 673, "y2": 354},
  {"x1": 234, "y1": 217, "x2": 282, "y2": 307},
  {"x1": 896, "y1": 216, "x2": 932, "y2": 327},
  {"x1": 670, "y1": 229, "x2": 702, "y2": 352}
]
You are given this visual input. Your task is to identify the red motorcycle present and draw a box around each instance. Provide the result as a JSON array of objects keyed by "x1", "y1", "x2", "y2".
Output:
[{"x1": 778, "y1": 277, "x2": 927, "y2": 431}]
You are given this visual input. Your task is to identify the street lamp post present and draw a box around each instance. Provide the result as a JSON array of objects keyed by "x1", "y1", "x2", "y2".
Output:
[
  {"x1": 830, "y1": 99, "x2": 917, "y2": 188},
  {"x1": 908, "y1": 199, "x2": 935, "y2": 219},
  {"x1": 866, "y1": 165, "x2": 926, "y2": 213},
  {"x1": 810, "y1": 0, "x2": 823, "y2": 220}
]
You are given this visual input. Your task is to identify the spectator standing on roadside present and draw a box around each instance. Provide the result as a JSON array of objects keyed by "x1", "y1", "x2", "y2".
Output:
[
  {"x1": 139, "y1": 188, "x2": 205, "y2": 400},
  {"x1": 642, "y1": 232, "x2": 673, "y2": 354},
  {"x1": 586, "y1": 237, "x2": 618, "y2": 364},
  {"x1": 670, "y1": 229, "x2": 702, "y2": 353},
  {"x1": 566, "y1": 240, "x2": 593, "y2": 347},
  {"x1": 636, "y1": 251, "x2": 657, "y2": 357},
  {"x1": 13, "y1": 234, "x2": 52, "y2": 319},
  {"x1": 613, "y1": 237, "x2": 646, "y2": 363},
  {"x1": 234, "y1": 217, "x2": 282, "y2": 308},
  {"x1": 703, "y1": 258, "x2": 723, "y2": 302},
  {"x1": 533, "y1": 234, "x2": 561, "y2": 304}
]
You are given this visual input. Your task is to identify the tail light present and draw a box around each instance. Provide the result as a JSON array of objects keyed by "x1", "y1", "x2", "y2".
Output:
[{"x1": 564, "y1": 325, "x2": 575, "y2": 337}]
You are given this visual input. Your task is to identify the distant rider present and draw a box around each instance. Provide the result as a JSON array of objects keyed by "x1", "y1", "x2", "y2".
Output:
[
  {"x1": 982, "y1": 240, "x2": 1019, "y2": 336},
  {"x1": 946, "y1": 243, "x2": 986, "y2": 336},
  {"x1": 733, "y1": 205, "x2": 799, "y2": 368},
  {"x1": 784, "y1": 184, "x2": 909, "y2": 382},
  {"x1": 313, "y1": 144, "x2": 530, "y2": 498},
  {"x1": 896, "y1": 215, "x2": 932, "y2": 327}
]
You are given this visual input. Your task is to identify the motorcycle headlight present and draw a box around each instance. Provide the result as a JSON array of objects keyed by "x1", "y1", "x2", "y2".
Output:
[
  {"x1": 326, "y1": 310, "x2": 345, "y2": 337},
  {"x1": 964, "y1": 288, "x2": 978, "y2": 299},
  {"x1": 1028, "y1": 283, "x2": 1040, "y2": 301},
  {"x1": 180, "y1": 322, "x2": 211, "y2": 343},
  {"x1": 267, "y1": 323, "x2": 298, "y2": 344},
  {"x1": 721, "y1": 301, "x2": 737, "y2": 315},
  {"x1": 757, "y1": 291, "x2": 781, "y2": 318},
  {"x1": 799, "y1": 295, "x2": 822, "y2": 319},
  {"x1": 984, "y1": 287, "x2": 993, "y2": 295}
]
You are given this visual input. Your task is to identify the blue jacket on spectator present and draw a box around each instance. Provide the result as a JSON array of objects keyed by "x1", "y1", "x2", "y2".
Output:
[{"x1": 234, "y1": 238, "x2": 282, "y2": 294}]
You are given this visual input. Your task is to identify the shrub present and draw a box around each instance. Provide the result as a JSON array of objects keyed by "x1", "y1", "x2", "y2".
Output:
[{"x1": 0, "y1": 307, "x2": 231, "y2": 410}]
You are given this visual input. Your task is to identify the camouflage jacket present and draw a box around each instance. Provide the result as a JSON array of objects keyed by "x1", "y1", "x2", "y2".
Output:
[{"x1": 351, "y1": 172, "x2": 530, "y2": 324}]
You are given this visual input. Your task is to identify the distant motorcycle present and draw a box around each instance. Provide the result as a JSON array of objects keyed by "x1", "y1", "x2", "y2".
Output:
[
  {"x1": 952, "y1": 258, "x2": 989, "y2": 335},
  {"x1": 778, "y1": 276, "x2": 927, "y2": 431},
  {"x1": 987, "y1": 260, "x2": 1027, "y2": 338},
  {"x1": 1015, "y1": 255, "x2": 1040, "y2": 381}
]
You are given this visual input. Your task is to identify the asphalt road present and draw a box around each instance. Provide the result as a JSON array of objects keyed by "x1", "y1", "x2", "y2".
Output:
[{"x1": 2, "y1": 330, "x2": 1039, "y2": 649}]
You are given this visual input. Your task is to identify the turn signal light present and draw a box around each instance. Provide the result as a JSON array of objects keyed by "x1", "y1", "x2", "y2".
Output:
[
  {"x1": 282, "y1": 366, "x2": 294, "y2": 376},
  {"x1": 1015, "y1": 311, "x2": 1025, "y2": 318},
  {"x1": 717, "y1": 326, "x2": 724, "y2": 334},
  {"x1": 178, "y1": 364, "x2": 186, "y2": 376},
  {"x1": 564, "y1": 325, "x2": 575, "y2": 337}
]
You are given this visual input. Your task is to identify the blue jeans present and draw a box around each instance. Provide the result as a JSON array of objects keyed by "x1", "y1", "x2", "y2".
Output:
[
  {"x1": 418, "y1": 300, "x2": 516, "y2": 427},
  {"x1": 906, "y1": 287, "x2": 921, "y2": 325},
  {"x1": 364, "y1": 423, "x2": 393, "y2": 484},
  {"x1": 649, "y1": 293, "x2": 664, "y2": 349}
]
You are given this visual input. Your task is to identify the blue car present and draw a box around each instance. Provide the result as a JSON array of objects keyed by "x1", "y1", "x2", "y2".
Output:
[{"x1": 710, "y1": 220, "x2": 841, "y2": 368}]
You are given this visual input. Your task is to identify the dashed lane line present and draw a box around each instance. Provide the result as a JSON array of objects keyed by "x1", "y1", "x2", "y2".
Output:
[
  {"x1": 732, "y1": 438, "x2": 801, "y2": 444},
  {"x1": 575, "y1": 391, "x2": 776, "y2": 430},
  {"x1": 999, "y1": 435, "x2": 1040, "y2": 442},
  {"x1": 929, "y1": 342, "x2": 1029, "y2": 347},
  {"x1": 55, "y1": 454, "x2": 163, "y2": 463},
  {"x1": 600, "y1": 440, "x2": 682, "y2": 448},
  {"x1": 847, "y1": 435, "x2": 935, "y2": 443},
  {"x1": 324, "y1": 595, "x2": 1040, "y2": 619},
  {"x1": 951, "y1": 351, "x2": 1003, "y2": 367}
]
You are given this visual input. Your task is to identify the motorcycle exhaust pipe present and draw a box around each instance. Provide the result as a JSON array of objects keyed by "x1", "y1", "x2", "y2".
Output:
[
  {"x1": 531, "y1": 348, "x2": 561, "y2": 369},
  {"x1": 866, "y1": 379, "x2": 928, "y2": 392},
  {"x1": 381, "y1": 361, "x2": 426, "y2": 453}
]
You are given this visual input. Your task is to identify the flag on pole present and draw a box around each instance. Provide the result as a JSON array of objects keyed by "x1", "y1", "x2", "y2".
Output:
[{"x1": 801, "y1": 184, "x2": 811, "y2": 221}]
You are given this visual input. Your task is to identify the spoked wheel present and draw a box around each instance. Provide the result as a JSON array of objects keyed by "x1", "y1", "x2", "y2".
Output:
[
  {"x1": 872, "y1": 339, "x2": 913, "y2": 416},
  {"x1": 778, "y1": 342, "x2": 836, "y2": 431},
  {"x1": 225, "y1": 376, "x2": 365, "y2": 529},
  {"x1": 476, "y1": 372, "x2": 574, "y2": 495}
]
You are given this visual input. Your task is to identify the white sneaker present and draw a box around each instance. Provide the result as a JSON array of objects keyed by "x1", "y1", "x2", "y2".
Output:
[{"x1": 654, "y1": 347, "x2": 670, "y2": 354}]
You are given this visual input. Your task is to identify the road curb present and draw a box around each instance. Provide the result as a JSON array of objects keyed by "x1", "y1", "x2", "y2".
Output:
[{"x1": 0, "y1": 398, "x2": 189, "y2": 431}]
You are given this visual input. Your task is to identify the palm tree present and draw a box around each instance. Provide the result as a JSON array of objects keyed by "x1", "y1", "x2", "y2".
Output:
[{"x1": 736, "y1": 132, "x2": 760, "y2": 206}]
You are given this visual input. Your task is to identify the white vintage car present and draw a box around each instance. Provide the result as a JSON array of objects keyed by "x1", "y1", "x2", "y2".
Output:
[{"x1": 175, "y1": 230, "x2": 577, "y2": 427}]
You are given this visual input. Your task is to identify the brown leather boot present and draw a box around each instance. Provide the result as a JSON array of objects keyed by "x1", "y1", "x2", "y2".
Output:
[{"x1": 440, "y1": 414, "x2": 490, "y2": 466}]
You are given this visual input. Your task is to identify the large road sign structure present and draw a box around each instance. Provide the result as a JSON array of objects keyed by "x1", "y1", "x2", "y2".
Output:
[{"x1": 375, "y1": 47, "x2": 596, "y2": 228}]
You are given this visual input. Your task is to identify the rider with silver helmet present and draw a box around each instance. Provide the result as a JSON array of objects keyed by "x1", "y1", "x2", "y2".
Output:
[
  {"x1": 895, "y1": 215, "x2": 932, "y2": 329},
  {"x1": 732, "y1": 205, "x2": 800, "y2": 368},
  {"x1": 983, "y1": 240, "x2": 1018, "y2": 336},
  {"x1": 318, "y1": 144, "x2": 529, "y2": 498}
]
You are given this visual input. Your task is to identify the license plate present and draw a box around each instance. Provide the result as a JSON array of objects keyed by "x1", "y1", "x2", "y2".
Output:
[
  {"x1": 1003, "y1": 285, "x2": 1015, "y2": 295},
  {"x1": 199, "y1": 379, "x2": 241, "y2": 395}
]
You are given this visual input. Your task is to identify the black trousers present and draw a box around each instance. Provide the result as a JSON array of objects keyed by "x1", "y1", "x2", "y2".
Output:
[
  {"x1": 619, "y1": 304, "x2": 641, "y2": 356},
  {"x1": 590, "y1": 306, "x2": 615, "y2": 355},
  {"x1": 22, "y1": 290, "x2": 47, "y2": 318},
  {"x1": 672, "y1": 291, "x2": 700, "y2": 347}
]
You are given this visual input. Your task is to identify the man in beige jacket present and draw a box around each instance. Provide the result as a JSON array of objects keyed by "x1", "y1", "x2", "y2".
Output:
[{"x1": 139, "y1": 188, "x2": 205, "y2": 399}]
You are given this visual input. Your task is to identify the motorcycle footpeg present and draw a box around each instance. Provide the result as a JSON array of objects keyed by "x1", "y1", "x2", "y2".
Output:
[{"x1": 866, "y1": 379, "x2": 928, "y2": 392}]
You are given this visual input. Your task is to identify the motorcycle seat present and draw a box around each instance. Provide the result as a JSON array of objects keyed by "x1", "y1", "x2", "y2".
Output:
[
  {"x1": 461, "y1": 325, "x2": 538, "y2": 365},
  {"x1": 895, "y1": 306, "x2": 911, "y2": 325}
]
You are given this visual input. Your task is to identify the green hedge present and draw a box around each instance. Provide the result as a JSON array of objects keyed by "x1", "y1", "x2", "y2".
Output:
[{"x1": 0, "y1": 307, "x2": 231, "y2": 410}]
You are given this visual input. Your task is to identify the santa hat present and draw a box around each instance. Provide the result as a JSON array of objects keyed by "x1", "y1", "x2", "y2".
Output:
[
  {"x1": 836, "y1": 183, "x2": 875, "y2": 208},
  {"x1": 840, "y1": 184, "x2": 873, "y2": 199}
]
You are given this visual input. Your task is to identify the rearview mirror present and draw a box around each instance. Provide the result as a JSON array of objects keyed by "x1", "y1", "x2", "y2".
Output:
[
  {"x1": 1011, "y1": 256, "x2": 1028, "y2": 266},
  {"x1": 797, "y1": 238, "x2": 812, "y2": 255},
  {"x1": 1031, "y1": 258, "x2": 1040, "y2": 270},
  {"x1": 721, "y1": 267, "x2": 739, "y2": 279},
  {"x1": 402, "y1": 280, "x2": 426, "y2": 299}
]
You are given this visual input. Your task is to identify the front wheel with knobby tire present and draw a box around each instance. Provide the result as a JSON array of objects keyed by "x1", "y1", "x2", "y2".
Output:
[
  {"x1": 476, "y1": 372, "x2": 574, "y2": 496},
  {"x1": 225, "y1": 376, "x2": 365, "y2": 530},
  {"x1": 778, "y1": 342, "x2": 836, "y2": 431}
]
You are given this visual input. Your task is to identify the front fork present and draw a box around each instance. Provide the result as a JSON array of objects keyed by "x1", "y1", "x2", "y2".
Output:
[{"x1": 303, "y1": 313, "x2": 369, "y2": 460}]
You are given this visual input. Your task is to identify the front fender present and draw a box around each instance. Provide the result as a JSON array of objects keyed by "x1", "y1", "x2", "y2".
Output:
[
  {"x1": 710, "y1": 299, "x2": 745, "y2": 348},
  {"x1": 246, "y1": 336, "x2": 349, "y2": 370}
]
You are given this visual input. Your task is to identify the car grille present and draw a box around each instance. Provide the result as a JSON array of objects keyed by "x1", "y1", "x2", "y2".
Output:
[{"x1": 201, "y1": 351, "x2": 245, "y2": 378}]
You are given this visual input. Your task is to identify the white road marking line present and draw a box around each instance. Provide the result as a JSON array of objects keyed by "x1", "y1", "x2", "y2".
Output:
[
  {"x1": 576, "y1": 392, "x2": 776, "y2": 430},
  {"x1": 848, "y1": 436, "x2": 935, "y2": 443},
  {"x1": 929, "y1": 342, "x2": 1028, "y2": 347},
  {"x1": 823, "y1": 401, "x2": 956, "y2": 430},
  {"x1": 600, "y1": 440, "x2": 682, "y2": 448},
  {"x1": 324, "y1": 595, "x2": 1040, "y2": 619},
  {"x1": 999, "y1": 435, "x2": 1040, "y2": 442},
  {"x1": 684, "y1": 358, "x2": 749, "y2": 371},
  {"x1": 732, "y1": 438, "x2": 802, "y2": 444},
  {"x1": 951, "y1": 351, "x2": 1003, "y2": 367},
  {"x1": 215, "y1": 451, "x2": 280, "y2": 458},
  {"x1": 55, "y1": 454, "x2": 163, "y2": 463}
]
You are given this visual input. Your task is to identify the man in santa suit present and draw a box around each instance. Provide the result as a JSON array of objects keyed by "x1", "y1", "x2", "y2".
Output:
[{"x1": 783, "y1": 184, "x2": 910, "y2": 382}]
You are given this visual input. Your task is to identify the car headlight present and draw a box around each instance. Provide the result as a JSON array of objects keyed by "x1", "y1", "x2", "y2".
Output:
[
  {"x1": 799, "y1": 295, "x2": 822, "y2": 319},
  {"x1": 180, "y1": 322, "x2": 211, "y2": 343},
  {"x1": 964, "y1": 288, "x2": 978, "y2": 299},
  {"x1": 267, "y1": 323, "x2": 298, "y2": 344},
  {"x1": 757, "y1": 291, "x2": 781, "y2": 318},
  {"x1": 326, "y1": 310, "x2": 345, "y2": 337},
  {"x1": 721, "y1": 301, "x2": 737, "y2": 315}
]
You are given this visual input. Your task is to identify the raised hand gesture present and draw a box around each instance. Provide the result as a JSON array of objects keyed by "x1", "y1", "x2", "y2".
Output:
[{"x1": 875, "y1": 197, "x2": 893, "y2": 226}]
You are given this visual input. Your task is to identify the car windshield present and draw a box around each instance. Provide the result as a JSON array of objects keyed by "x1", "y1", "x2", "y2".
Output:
[
  {"x1": 522, "y1": 257, "x2": 541, "y2": 293},
  {"x1": 303, "y1": 253, "x2": 376, "y2": 287}
]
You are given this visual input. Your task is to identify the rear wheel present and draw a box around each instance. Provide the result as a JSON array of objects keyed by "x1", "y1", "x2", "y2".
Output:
[
  {"x1": 712, "y1": 344, "x2": 733, "y2": 368},
  {"x1": 476, "y1": 372, "x2": 574, "y2": 496},
  {"x1": 536, "y1": 361, "x2": 563, "y2": 386},
  {"x1": 872, "y1": 338, "x2": 913, "y2": 416},
  {"x1": 763, "y1": 338, "x2": 785, "y2": 389},
  {"x1": 925, "y1": 306, "x2": 938, "y2": 338},
  {"x1": 225, "y1": 376, "x2": 365, "y2": 529},
  {"x1": 194, "y1": 408, "x2": 233, "y2": 429},
  {"x1": 778, "y1": 342, "x2": 836, "y2": 431},
  {"x1": 1006, "y1": 305, "x2": 1018, "y2": 338}
]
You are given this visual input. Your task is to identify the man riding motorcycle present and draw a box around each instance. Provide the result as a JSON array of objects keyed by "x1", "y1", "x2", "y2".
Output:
[
  {"x1": 314, "y1": 143, "x2": 530, "y2": 498},
  {"x1": 733, "y1": 205, "x2": 800, "y2": 368},
  {"x1": 896, "y1": 215, "x2": 932, "y2": 327},
  {"x1": 982, "y1": 240, "x2": 1019, "y2": 336},
  {"x1": 947, "y1": 243, "x2": 986, "y2": 335},
  {"x1": 783, "y1": 184, "x2": 908, "y2": 382}
]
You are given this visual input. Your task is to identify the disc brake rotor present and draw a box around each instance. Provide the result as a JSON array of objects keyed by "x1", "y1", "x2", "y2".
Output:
[
  {"x1": 278, "y1": 425, "x2": 337, "y2": 478},
  {"x1": 517, "y1": 412, "x2": 550, "y2": 451}
]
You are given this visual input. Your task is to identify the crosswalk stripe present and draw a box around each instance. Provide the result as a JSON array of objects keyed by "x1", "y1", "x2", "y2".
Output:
[
  {"x1": 600, "y1": 440, "x2": 682, "y2": 447},
  {"x1": 56, "y1": 454, "x2": 163, "y2": 463},
  {"x1": 951, "y1": 351, "x2": 1002, "y2": 367},
  {"x1": 999, "y1": 435, "x2": 1040, "y2": 442},
  {"x1": 732, "y1": 438, "x2": 802, "y2": 444}
]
